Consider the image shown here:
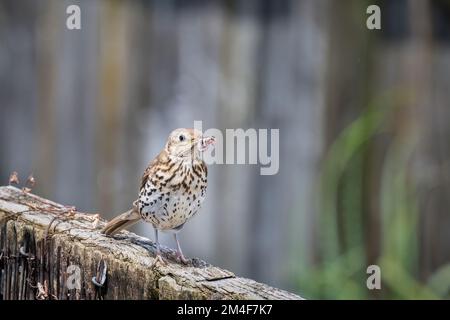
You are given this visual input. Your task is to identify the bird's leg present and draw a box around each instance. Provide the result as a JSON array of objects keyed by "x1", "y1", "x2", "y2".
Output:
[
  {"x1": 174, "y1": 233, "x2": 188, "y2": 264},
  {"x1": 151, "y1": 228, "x2": 166, "y2": 267}
]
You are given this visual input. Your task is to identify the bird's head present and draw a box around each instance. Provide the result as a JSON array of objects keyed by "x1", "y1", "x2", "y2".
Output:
[{"x1": 166, "y1": 128, "x2": 215, "y2": 161}]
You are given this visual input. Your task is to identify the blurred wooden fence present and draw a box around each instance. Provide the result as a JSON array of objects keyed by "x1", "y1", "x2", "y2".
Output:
[{"x1": 1, "y1": 0, "x2": 450, "y2": 297}]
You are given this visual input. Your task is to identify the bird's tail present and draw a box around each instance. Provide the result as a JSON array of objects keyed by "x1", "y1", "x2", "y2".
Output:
[{"x1": 101, "y1": 207, "x2": 141, "y2": 236}]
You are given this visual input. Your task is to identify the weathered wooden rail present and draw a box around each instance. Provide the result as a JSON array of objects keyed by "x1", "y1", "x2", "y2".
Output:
[{"x1": 0, "y1": 186, "x2": 301, "y2": 300}]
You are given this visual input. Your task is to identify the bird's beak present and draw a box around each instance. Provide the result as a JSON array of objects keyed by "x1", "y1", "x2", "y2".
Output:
[{"x1": 197, "y1": 136, "x2": 216, "y2": 152}]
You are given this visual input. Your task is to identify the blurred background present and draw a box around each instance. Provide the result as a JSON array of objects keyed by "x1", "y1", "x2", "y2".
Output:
[{"x1": 1, "y1": 0, "x2": 450, "y2": 299}]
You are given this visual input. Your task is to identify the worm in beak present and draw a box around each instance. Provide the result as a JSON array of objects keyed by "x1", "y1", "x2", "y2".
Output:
[{"x1": 197, "y1": 136, "x2": 216, "y2": 152}]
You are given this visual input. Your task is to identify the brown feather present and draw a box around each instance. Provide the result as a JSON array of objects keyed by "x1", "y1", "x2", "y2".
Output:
[
  {"x1": 140, "y1": 149, "x2": 169, "y2": 190},
  {"x1": 101, "y1": 208, "x2": 141, "y2": 236}
]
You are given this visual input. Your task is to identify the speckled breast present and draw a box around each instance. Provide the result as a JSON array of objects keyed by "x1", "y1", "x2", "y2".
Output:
[{"x1": 138, "y1": 161, "x2": 208, "y2": 231}]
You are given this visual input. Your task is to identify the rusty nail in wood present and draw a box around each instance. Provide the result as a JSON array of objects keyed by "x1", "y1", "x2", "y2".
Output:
[
  {"x1": 92, "y1": 259, "x2": 107, "y2": 287},
  {"x1": 19, "y1": 246, "x2": 30, "y2": 257}
]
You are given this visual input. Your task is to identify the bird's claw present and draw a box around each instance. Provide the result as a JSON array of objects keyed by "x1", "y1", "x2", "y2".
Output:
[
  {"x1": 151, "y1": 254, "x2": 167, "y2": 268},
  {"x1": 176, "y1": 252, "x2": 189, "y2": 265}
]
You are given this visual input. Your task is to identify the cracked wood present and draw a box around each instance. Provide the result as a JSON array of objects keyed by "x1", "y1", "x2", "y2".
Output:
[{"x1": 0, "y1": 186, "x2": 302, "y2": 300}]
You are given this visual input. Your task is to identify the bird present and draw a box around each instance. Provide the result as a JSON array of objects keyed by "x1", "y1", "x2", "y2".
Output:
[{"x1": 102, "y1": 128, "x2": 215, "y2": 264}]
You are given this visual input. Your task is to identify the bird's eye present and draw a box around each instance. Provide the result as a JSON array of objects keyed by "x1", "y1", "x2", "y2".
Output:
[{"x1": 179, "y1": 134, "x2": 185, "y2": 142}]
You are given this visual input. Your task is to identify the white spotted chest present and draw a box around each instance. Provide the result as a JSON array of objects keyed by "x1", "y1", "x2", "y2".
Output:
[{"x1": 138, "y1": 161, "x2": 208, "y2": 231}]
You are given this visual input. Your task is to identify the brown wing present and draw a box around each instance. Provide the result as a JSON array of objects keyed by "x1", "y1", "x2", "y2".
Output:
[{"x1": 140, "y1": 149, "x2": 169, "y2": 190}]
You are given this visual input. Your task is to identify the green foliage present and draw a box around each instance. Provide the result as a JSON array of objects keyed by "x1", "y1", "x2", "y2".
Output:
[{"x1": 296, "y1": 92, "x2": 450, "y2": 299}]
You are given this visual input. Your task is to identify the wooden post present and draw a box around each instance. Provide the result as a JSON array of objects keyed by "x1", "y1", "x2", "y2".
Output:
[{"x1": 0, "y1": 186, "x2": 302, "y2": 300}]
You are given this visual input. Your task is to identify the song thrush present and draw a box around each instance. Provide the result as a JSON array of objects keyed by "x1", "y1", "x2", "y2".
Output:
[{"x1": 102, "y1": 128, "x2": 215, "y2": 264}]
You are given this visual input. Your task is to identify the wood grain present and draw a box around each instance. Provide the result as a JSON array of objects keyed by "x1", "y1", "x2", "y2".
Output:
[{"x1": 0, "y1": 186, "x2": 302, "y2": 300}]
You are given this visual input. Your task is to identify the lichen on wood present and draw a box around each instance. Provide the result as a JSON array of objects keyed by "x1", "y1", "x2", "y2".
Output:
[{"x1": 0, "y1": 186, "x2": 302, "y2": 300}]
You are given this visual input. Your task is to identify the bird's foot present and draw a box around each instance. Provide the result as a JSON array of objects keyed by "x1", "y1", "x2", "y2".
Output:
[
  {"x1": 176, "y1": 252, "x2": 189, "y2": 265},
  {"x1": 151, "y1": 253, "x2": 167, "y2": 268}
]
